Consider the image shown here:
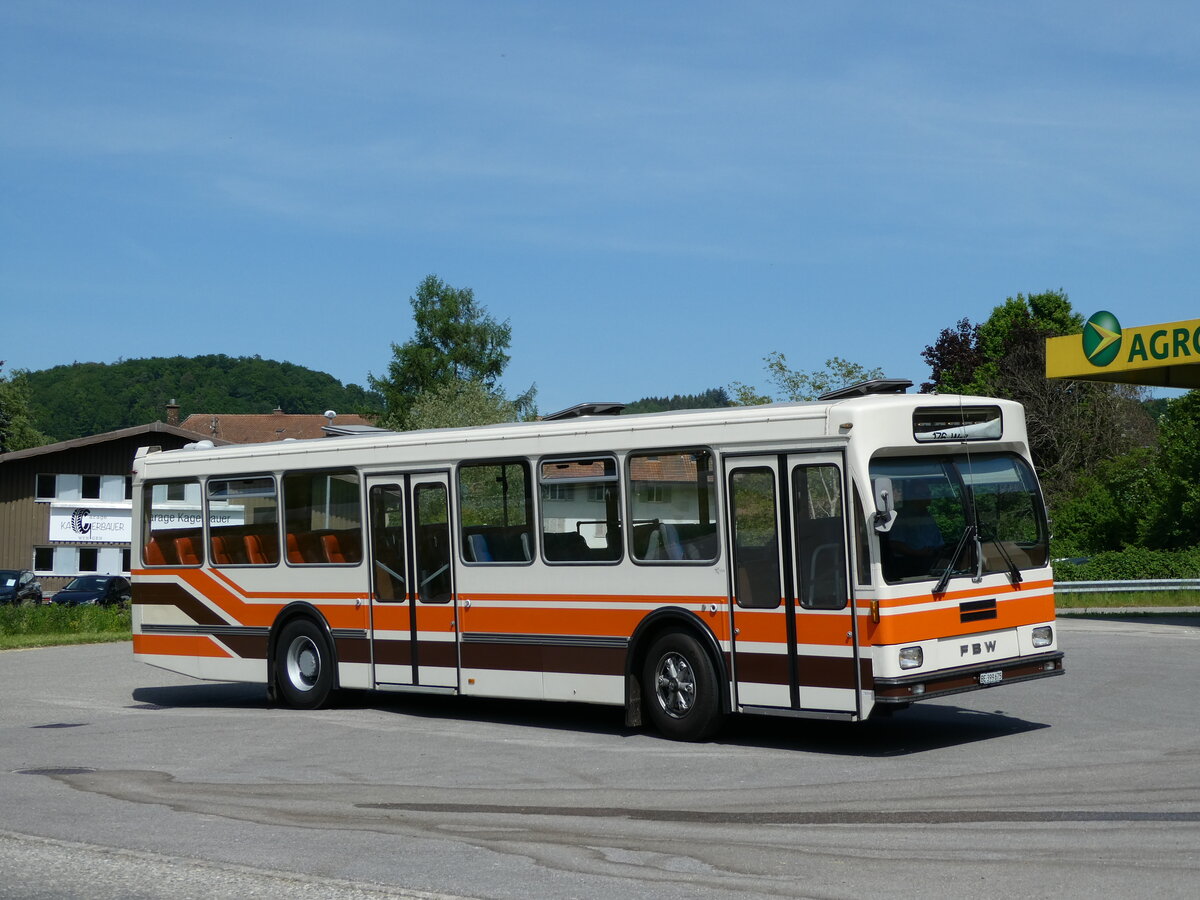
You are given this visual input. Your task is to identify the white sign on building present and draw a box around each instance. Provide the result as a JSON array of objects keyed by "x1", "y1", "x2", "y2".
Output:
[{"x1": 48, "y1": 505, "x2": 132, "y2": 544}]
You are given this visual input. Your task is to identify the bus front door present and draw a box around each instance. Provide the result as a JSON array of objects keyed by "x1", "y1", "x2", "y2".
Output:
[
  {"x1": 367, "y1": 473, "x2": 459, "y2": 690},
  {"x1": 726, "y1": 453, "x2": 860, "y2": 718}
]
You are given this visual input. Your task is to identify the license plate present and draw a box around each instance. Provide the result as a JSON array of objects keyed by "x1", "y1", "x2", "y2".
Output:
[{"x1": 979, "y1": 670, "x2": 1003, "y2": 685}]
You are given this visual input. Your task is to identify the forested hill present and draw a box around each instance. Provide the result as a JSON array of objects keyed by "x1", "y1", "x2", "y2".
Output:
[
  {"x1": 623, "y1": 388, "x2": 733, "y2": 414},
  {"x1": 24, "y1": 355, "x2": 383, "y2": 442}
]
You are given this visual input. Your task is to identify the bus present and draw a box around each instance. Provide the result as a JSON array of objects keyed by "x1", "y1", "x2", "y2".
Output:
[{"x1": 131, "y1": 380, "x2": 1063, "y2": 741}]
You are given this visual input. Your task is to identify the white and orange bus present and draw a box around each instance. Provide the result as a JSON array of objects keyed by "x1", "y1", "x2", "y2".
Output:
[{"x1": 131, "y1": 380, "x2": 1063, "y2": 740}]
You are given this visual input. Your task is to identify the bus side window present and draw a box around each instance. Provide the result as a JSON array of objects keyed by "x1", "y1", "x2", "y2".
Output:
[
  {"x1": 458, "y1": 461, "x2": 533, "y2": 564},
  {"x1": 283, "y1": 470, "x2": 363, "y2": 566},
  {"x1": 142, "y1": 479, "x2": 202, "y2": 567},
  {"x1": 628, "y1": 449, "x2": 718, "y2": 563},
  {"x1": 539, "y1": 456, "x2": 622, "y2": 563}
]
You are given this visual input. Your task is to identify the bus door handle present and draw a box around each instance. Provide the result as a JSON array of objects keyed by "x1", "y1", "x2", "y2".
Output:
[{"x1": 462, "y1": 598, "x2": 471, "y2": 609}]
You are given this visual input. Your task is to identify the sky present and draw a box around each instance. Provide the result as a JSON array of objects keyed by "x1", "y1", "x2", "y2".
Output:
[{"x1": 3, "y1": 1, "x2": 1198, "y2": 415}]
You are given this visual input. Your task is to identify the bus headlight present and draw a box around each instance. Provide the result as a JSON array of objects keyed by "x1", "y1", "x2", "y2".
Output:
[
  {"x1": 1032, "y1": 626, "x2": 1053, "y2": 648},
  {"x1": 899, "y1": 646, "x2": 923, "y2": 669}
]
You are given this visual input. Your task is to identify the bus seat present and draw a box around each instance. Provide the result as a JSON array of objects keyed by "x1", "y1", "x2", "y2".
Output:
[
  {"x1": 211, "y1": 534, "x2": 245, "y2": 565},
  {"x1": 287, "y1": 532, "x2": 322, "y2": 564},
  {"x1": 145, "y1": 537, "x2": 174, "y2": 566},
  {"x1": 467, "y1": 533, "x2": 493, "y2": 562},
  {"x1": 321, "y1": 532, "x2": 362, "y2": 564},
  {"x1": 244, "y1": 533, "x2": 272, "y2": 565},
  {"x1": 174, "y1": 535, "x2": 202, "y2": 566}
]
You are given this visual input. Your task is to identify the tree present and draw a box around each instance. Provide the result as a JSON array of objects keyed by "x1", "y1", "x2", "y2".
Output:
[
  {"x1": 730, "y1": 354, "x2": 884, "y2": 405},
  {"x1": 370, "y1": 275, "x2": 521, "y2": 429},
  {"x1": 405, "y1": 379, "x2": 537, "y2": 431},
  {"x1": 1141, "y1": 390, "x2": 1200, "y2": 549},
  {"x1": 921, "y1": 290, "x2": 1155, "y2": 502},
  {"x1": 0, "y1": 363, "x2": 49, "y2": 453},
  {"x1": 920, "y1": 318, "x2": 981, "y2": 394}
]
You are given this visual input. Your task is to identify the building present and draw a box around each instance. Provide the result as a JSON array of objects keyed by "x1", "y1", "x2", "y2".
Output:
[
  {"x1": 1, "y1": 407, "x2": 379, "y2": 597},
  {"x1": 0, "y1": 423, "x2": 223, "y2": 594},
  {"x1": 175, "y1": 406, "x2": 375, "y2": 443}
]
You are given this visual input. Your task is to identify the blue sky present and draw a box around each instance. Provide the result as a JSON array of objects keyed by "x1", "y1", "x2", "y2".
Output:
[{"x1": 3, "y1": 1, "x2": 1198, "y2": 414}]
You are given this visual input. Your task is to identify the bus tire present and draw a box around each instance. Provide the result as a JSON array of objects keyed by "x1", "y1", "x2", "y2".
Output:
[
  {"x1": 275, "y1": 618, "x2": 334, "y2": 710},
  {"x1": 642, "y1": 632, "x2": 722, "y2": 741}
]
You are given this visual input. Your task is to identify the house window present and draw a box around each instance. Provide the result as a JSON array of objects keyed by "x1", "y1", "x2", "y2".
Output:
[
  {"x1": 541, "y1": 483, "x2": 573, "y2": 502},
  {"x1": 82, "y1": 475, "x2": 101, "y2": 499},
  {"x1": 78, "y1": 548, "x2": 99, "y2": 573},
  {"x1": 36, "y1": 474, "x2": 57, "y2": 499},
  {"x1": 34, "y1": 547, "x2": 55, "y2": 572}
]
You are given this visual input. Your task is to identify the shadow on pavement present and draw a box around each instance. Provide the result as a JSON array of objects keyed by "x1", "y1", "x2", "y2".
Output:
[{"x1": 129, "y1": 682, "x2": 1047, "y2": 757}]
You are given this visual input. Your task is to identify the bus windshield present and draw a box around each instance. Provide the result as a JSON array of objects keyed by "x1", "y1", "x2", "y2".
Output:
[{"x1": 870, "y1": 452, "x2": 1048, "y2": 586}]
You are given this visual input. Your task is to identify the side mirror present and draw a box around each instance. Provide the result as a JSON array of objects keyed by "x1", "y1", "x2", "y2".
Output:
[{"x1": 873, "y1": 477, "x2": 897, "y2": 533}]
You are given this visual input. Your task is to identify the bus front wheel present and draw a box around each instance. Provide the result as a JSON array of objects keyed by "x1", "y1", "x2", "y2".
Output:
[
  {"x1": 642, "y1": 632, "x2": 721, "y2": 741},
  {"x1": 275, "y1": 619, "x2": 334, "y2": 710}
]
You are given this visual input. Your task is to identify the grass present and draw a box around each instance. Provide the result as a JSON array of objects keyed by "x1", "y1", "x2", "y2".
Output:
[
  {"x1": 0, "y1": 603, "x2": 131, "y2": 651},
  {"x1": 1053, "y1": 590, "x2": 1200, "y2": 609}
]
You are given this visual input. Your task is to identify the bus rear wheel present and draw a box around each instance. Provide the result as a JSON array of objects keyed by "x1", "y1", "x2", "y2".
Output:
[
  {"x1": 276, "y1": 619, "x2": 334, "y2": 710},
  {"x1": 642, "y1": 632, "x2": 721, "y2": 741}
]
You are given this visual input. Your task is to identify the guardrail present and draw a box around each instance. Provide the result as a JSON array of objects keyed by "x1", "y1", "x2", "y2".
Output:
[{"x1": 1055, "y1": 579, "x2": 1200, "y2": 594}]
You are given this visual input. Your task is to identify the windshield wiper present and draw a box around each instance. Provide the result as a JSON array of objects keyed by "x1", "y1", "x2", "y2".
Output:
[
  {"x1": 933, "y1": 524, "x2": 980, "y2": 594},
  {"x1": 980, "y1": 527, "x2": 1023, "y2": 586}
]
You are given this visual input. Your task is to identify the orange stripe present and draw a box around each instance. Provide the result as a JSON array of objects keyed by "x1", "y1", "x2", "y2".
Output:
[
  {"x1": 207, "y1": 567, "x2": 369, "y2": 602},
  {"x1": 874, "y1": 579, "x2": 1054, "y2": 609},
  {"x1": 868, "y1": 593, "x2": 1055, "y2": 645},
  {"x1": 133, "y1": 632, "x2": 233, "y2": 658}
]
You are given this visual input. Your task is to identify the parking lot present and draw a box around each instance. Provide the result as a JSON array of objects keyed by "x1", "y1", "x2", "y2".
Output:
[{"x1": 1, "y1": 616, "x2": 1198, "y2": 899}]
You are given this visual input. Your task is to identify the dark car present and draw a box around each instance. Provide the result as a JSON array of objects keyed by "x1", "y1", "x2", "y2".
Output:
[
  {"x1": 0, "y1": 569, "x2": 43, "y2": 605},
  {"x1": 52, "y1": 575, "x2": 131, "y2": 607}
]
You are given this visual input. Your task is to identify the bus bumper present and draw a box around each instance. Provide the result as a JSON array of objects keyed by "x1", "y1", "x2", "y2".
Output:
[{"x1": 872, "y1": 651, "x2": 1064, "y2": 705}]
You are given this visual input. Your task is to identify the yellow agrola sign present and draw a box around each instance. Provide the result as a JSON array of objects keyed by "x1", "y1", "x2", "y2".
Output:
[{"x1": 1045, "y1": 311, "x2": 1200, "y2": 389}]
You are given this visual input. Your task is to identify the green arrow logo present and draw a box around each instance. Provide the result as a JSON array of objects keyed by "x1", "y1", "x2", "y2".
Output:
[{"x1": 1083, "y1": 310, "x2": 1122, "y2": 367}]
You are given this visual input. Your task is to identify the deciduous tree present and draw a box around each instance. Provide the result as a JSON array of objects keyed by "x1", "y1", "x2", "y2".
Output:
[
  {"x1": 729, "y1": 354, "x2": 884, "y2": 405},
  {"x1": 371, "y1": 275, "x2": 536, "y2": 430},
  {"x1": 0, "y1": 363, "x2": 49, "y2": 452}
]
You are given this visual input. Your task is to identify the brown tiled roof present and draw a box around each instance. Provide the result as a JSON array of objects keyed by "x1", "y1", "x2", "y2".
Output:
[{"x1": 177, "y1": 410, "x2": 376, "y2": 443}]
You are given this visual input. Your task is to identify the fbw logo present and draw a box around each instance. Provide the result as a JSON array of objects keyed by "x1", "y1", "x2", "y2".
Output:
[{"x1": 70, "y1": 508, "x2": 92, "y2": 535}]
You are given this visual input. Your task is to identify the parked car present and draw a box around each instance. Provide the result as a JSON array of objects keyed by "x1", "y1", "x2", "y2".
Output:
[
  {"x1": 52, "y1": 575, "x2": 131, "y2": 607},
  {"x1": 0, "y1": 569, "x2": 43, "y2": 605}
]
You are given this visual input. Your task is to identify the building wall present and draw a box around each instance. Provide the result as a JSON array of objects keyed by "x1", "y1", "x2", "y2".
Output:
[{"x1": 0, "y1": 432, "x2": 198, "y2": 595}]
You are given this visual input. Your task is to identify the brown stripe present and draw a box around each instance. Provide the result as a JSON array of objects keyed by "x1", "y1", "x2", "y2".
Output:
[
  {"x1": 335, "y1": 636, "x2": 372, "y2": 664},
  {"x1": 372, "y1": 638, "x2": 414, "y2": 666},
  {"x1": 796, "y1": 654, "x2": 858, "y2": 690},
  {"x1": 215, "y1": 632, "x2": 269, "y2": 659},
  {"x1": 736, "y1": 653, "x2": 872, "y2": 691},
  {"x1": 461, "y1": 641, "x2": 625, "y2": 676},
  {"x1": 734, "y1": 652, "x2": 790, "y2": 685},
  {"x1": 417, "y1": 641, "x2": 460, "y2": 669},
  {"x1": 133, "y1": 582, "x2": 229, "y2": 627}
]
